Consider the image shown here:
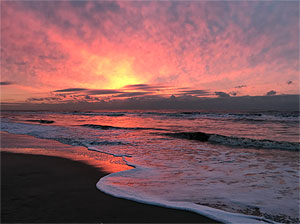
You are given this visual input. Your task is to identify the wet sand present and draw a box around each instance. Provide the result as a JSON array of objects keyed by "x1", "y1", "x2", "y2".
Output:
[{"x1": 1, "y1": 132, "x2": 218, "y2": 223}]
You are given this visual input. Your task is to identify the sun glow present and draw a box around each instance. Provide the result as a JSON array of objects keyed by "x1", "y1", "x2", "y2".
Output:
[
  {"x1": 111, "y1": 61, "x2": 141, "y2": 89},
  {"x1": 95, "y1": 59, "x2": 141, "y2": 89}
]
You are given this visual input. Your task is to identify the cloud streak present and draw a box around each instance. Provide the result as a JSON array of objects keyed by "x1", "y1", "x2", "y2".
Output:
[
  {"x1": 178, "y1": 89, "x2": 211, "y2": 96},
  {"x1": 87, "y1": 89, "x2": 123, "y2": 95},
  {"x1": 123, "y1": 84, "x2": 167, "y2": 91},
  {"x1": 215, "y1": 91, "x2": 230, "y2": 97},
  {"x1": 266, "y1": 90, "x2": 277, "y2": 96},
  {"x1": 54, "y1": 88, "x2": 88, "y2": 92},
  {"x1": 235, "y1": 85, "x2": 247, "y2": 89},
  {"x1": 0, "y1": 82, "x2": 13, "y2": 85},
  {"x1": 115, "y1": 92, "x2": 151, "y2": 98}
]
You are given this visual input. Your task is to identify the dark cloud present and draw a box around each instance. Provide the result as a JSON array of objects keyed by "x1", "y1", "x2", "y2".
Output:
[
  {"x1": 215, "y1": 91, "x2": 230, "y2": 97},
  {"x1": 0, "y1": 81, "x2": 13, "y2": 85},
  {"x1": 53, "y1": 88, "x2": 123, "y2": 96},
  {"x1": 266, "y1": 90, "x2": 277, "y2": 96},
  {"x1": 54, "y1": 88, "x2": 88, "y2": 92},
  {"x1": 229, "y1": 91, "x2": 237, "y2": 96},
  {"x1": 87, "y1": 89, "x2": 122, "y2": 95},
  {"x1": 84, "y1": 95, "x2": 99, "y2": 101},
  {"x1": 27, "y1": 97, "x2": 61, "y2": 102},
  {"x1": 115, "y1": 92, "x2": 151, "y2": 98},
  {"x1": 179, "y1": 89, "x2": 211, "y2": 96},
  {"x1": 27, "y1": 98, "x2": 44, "y2": 102},
  {"x1": 28, "y1": 94, "x2": 102, "y2": 103},
  {"x1": 123, "y1": 84, "x2": 166, "y2": 91},
  {"x1": 235, "y1": 85, "x2": 247, "y2": 89},
  {"x1": 55, "y1": 93, "x2": 67, "y2": 98},
  {"x1": 287, "y1": 80, "x2": 293, "y2": 85},
  {"x1": 170, "y1": 95, "x2": 176, "y2": 100},
  {"x1": 123, "y1": 84, "x2": 149, "y2": 89}
]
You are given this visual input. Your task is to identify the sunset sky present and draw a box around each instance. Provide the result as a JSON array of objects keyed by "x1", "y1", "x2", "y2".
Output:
[{"x1": 1, "y1": 1, "x2": 299, "y2": 109}]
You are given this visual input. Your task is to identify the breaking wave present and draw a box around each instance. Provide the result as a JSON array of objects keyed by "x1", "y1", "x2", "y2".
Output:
[
  {"x1": 25, "y1": 119, "x2": 55, "y2": 124},
  {"x1": 164, "y1": 132, "x2": 299, "y2": 151},
  {"x1": 81, "y1": 124, "x2": 165, "y2": 131}
]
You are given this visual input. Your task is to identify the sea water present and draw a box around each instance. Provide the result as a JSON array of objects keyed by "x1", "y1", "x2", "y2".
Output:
[{"x1": 1, "y1": 110, "x2": 299, "y2": 223}]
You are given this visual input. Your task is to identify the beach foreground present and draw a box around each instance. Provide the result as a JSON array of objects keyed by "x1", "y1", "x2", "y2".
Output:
[{"x1": 1, "y1": 132, "x2": 217, "y2": 223}]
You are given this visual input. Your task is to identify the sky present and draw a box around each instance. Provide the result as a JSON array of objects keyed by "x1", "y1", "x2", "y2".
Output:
[{"x1": 1, "y1": 1, "x2": 299, "y2": 110}]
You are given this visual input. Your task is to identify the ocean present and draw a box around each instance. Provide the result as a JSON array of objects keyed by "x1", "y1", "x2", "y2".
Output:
[{"x1": 1, "y1": 110, "x2": 299, "y2": 223}]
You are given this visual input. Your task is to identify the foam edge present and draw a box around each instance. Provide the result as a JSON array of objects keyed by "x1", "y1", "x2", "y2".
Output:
[{"x1": 96, "y1": 170, "x2": 278, "y2": 224}]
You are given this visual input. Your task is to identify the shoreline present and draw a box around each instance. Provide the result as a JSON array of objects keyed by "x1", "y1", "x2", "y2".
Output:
[{"x1": 1, "y1": 132, "x2": 218, "y2": 223}]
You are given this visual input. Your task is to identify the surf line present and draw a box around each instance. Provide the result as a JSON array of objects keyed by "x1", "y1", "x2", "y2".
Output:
[
  {"x1": 85, "y1": 145, "x2": 277, "y2": 224},
  {"x1": 86, "y1": 145, "x2": 136, "y2": 169}
]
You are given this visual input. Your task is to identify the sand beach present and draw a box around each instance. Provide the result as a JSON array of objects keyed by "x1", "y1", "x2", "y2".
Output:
[{"x1": 1, "y1": 132, "x2": 217, "y2": 223}]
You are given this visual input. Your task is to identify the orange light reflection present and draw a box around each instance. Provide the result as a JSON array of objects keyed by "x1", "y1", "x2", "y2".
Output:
[{"x1": 1, "y1": 132, "x2": 132, "y2": 174}]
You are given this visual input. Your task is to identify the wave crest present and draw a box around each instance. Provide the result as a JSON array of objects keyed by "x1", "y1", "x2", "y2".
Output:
[{"x1": 164, "y1": 132, "x2": 299, "y2": 151}]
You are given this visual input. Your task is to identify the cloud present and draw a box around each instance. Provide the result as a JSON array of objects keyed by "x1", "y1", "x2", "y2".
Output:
[
  {"x1": 235, "y1": 85, "x2": 247, "y2": 89},
  {"x1": 115, "y1": 92, "x2": 151, "y2": 98},
  {"x1": 215, "y1": 91, "x2": 230, "y2": 97},
  {"x1": 123, "y1": 84, "x2": 166, "y2": 91},
  {"x1": 87, "y1": 89, "x2": 122, "y2": 95},
  {"x1": 54, "y1": 88, "x2": 88, "y2": 92},
  {"x1": 55, "y1": 93, "x2": 67, "y2": 98},
  {"x1": 178, "y1": 89, "x2": 211, "y2": 96},
  {"x1": 27, "y1": 97, "x2": 61, "y2": 102},
  {"x1": 266, "y1": 90, "x2": 277, "y2": 96},
  {"x1": 84, "y1": 95, "x2": 99, "y2": 101},
  {"x1": 53, "y1": 88, "x2": 124, "y2": 96},
  {"x1": 0, "y1": 81, "x2": 13, "y2": 85}
]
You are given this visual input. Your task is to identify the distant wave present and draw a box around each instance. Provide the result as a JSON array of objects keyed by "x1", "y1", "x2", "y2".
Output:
[
  {"x1": 25, "y1": 119, "x2": 54, "y2": 124},
  {"x1": 164, "y1": 132, "x2": 299, "y2": 151},
  {"x1": 88, "y1": 140, "x2": 129, "y2": 146},
  {"x1": 68, "y1": 111, "x2": 125, "y2": 117},
  {"x1": 81, "y1": 124, "x2": 165, "y2": 131},
  {"x1": 141, "y1": 111, "x2": 300, "y2": 122}
]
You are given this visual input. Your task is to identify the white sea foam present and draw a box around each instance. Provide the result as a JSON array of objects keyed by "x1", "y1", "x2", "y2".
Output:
[{"x1": 96, "y1": 168, "x2": 277, "y2": 224}]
